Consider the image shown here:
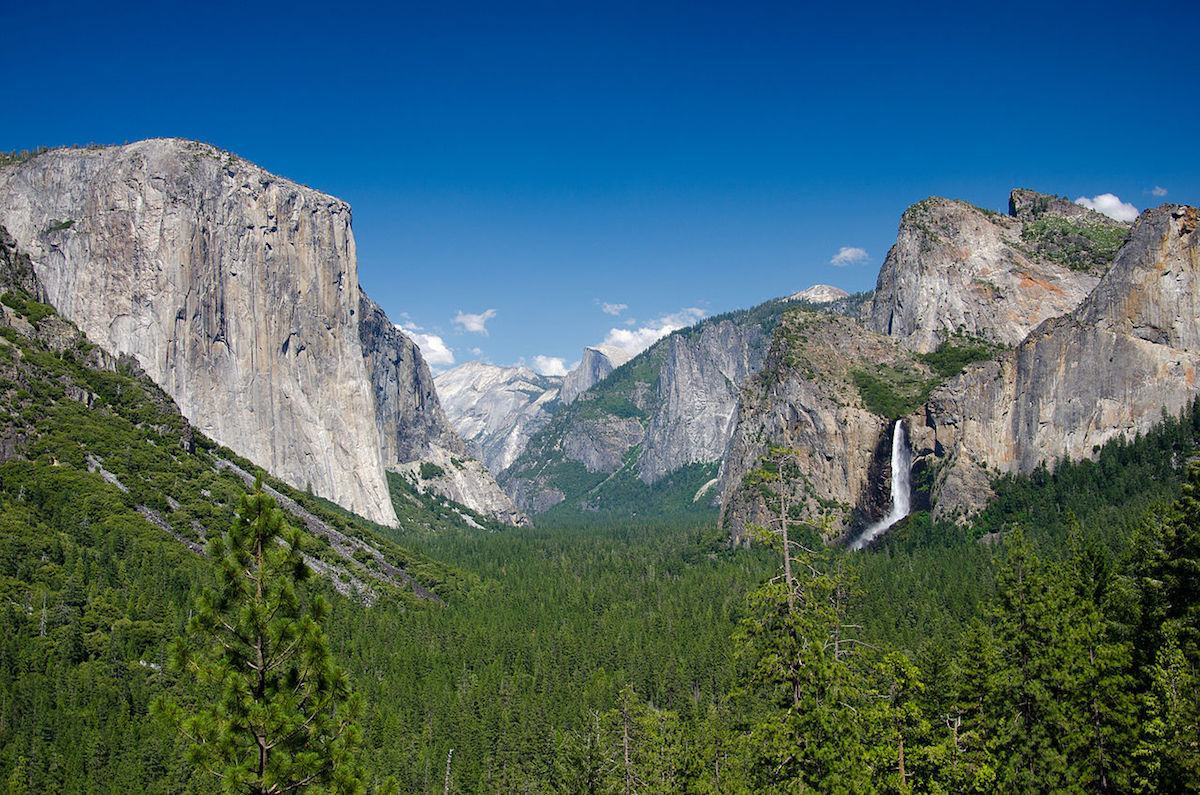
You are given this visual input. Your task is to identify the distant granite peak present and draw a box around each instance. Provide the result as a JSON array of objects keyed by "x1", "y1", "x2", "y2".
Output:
[
  {"x1": 788, "y1": 284, "x2": 850, "y2": 304},
  {"x1": 560, "y1": 345, "x2": 633, "y2": 405},
  {"x1": 435, "y1": 361, "x2": 561, "y2": 474}
]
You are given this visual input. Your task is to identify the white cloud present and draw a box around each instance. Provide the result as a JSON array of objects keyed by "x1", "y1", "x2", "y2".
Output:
[
  {"x1": 1152, "y1": 186, "x2": 1168, "y2": 197},
  {"x1": 600, "y1": 307, "x2": 706, "y2": 356},
  {"x1": 532, "y1": 355, "x2": 569, "y2": 377},
  {"x1": 831, "y1": 246, "x2": 869, "y2": 267},
  {"x1": 600, "y1": 301, "x2": 628, "y2": 316},
  {"x1": 1074, "y1": 193, "x2": 1139, "y2": 222},
  {"x1": 396, "y1": 324, "x2": 454, "y2": 367},
  {"x1": 453, "y1": 308, "x2": 497, "y2": 335},
  {"x1": 470, "y1": 347, "x2": 484, "y2": 357}
]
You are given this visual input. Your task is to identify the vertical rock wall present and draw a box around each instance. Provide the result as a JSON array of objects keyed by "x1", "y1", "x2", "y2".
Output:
[{"x1": 0, "y1": 141, "x2": 401, "y2": 524}]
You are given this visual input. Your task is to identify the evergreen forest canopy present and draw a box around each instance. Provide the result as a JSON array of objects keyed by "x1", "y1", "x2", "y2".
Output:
[{"x1": 0, "y1": 235, "x2": 1198, "y2": 792}]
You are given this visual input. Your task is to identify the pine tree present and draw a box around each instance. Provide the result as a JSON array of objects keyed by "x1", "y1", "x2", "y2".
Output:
[
  {"x1": 733, "y1": 446, "x2": 871, "y2": 793},
  {"x1": 156, "y1": 475, "x2": 363, "y2": 795},
  {"x1": 1138, "y1": 627, "x2": 1200, "y2": 793},
  {"x1": 988, "y1": 529, "x2": 1076, "y2": 794}
]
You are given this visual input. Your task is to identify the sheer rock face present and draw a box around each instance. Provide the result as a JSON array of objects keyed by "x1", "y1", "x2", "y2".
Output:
[
  {"x1": 915, "y1": 205, "x2": 1200, "y2": 520},
  {"x1": 0, "y1": 140, "x2": 524, "y2": 527},
  {"x1": 434, "y1": 361, "x2": 561, "y2": 474},
  {"x1": 560, "y1": 345, "x2": 631, "y2": 405},
  {"x1": 0, "y1": 140, "x2": 398, "y2": 526},
  {"x1": 356, "y1": 297, "x2": 528, "y2": 525},
  {"x1": 866, "y1": 195, "x2": 1111, "y2": 353},
  {"x1": 637, "y1": 319, "x2": 767, "y2": 483},
  {"x1": 718, "y1": 312, "x2": 923, "y2": 544},
  {"x1": 357, "y1": 293, "x2": 466, "y2": 464},
  {"x1": 500, "y1": 315, "x2": 771, "y2": 513}
]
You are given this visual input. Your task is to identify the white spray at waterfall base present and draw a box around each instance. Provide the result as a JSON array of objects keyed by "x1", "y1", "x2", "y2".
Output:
[{"x1": 851, "y1": 420, "x2": 912, "y2": 550}]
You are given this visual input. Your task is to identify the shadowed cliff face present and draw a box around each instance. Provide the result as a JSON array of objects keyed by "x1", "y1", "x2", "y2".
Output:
[
  {"x1": 358, "y1": 292, "x2": 466, "y2": 463},
  {"x1": 914, "y1": 205, "x2": 1200, "y2": 520},
  {"x1": 0, "y1": 139, "x2": 524, "y2": 527}
]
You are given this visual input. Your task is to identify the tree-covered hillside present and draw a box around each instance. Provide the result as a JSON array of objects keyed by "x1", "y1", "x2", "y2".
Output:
[{"x1": 0, "y1": 230, "x2": 478, "y2": 792}]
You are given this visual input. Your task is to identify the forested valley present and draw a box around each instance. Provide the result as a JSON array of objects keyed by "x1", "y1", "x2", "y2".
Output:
[{"x1": 0, "y1": 235, "x2": 1198, "y2": 792}]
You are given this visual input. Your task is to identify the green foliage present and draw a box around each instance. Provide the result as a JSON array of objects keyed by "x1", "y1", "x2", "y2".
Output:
[
  {"x1": 0, "y1": 146, "x2": 52, "y2": 167},
  {"x1": 852, "y1": 366, "x2": 935, "y2": 419},
  {"x1": 0, "y1": 290, "x2": 55, "y2": 325},
  {"x1": 157, "y1": 480, "x2": 363, "y2": 794},
  {"x1": 544, "y1": 459, "x2": 721, "y2": 519},
  {"x1": 417, "y1": 461, "x2": 445, "y2": 480},
  {"x1": 1021, "y1": 214, "x2": 1129, "y2": 272},
  {"x1": 917, "y1": 337, "x2": 1000, "y2": 378},
  {"x1": 0, "y1": 281, "x2": 470, "y2": 792},
  {"x1": 42, "y1": 219, "x2": 74, "y2": 234},
  {"x1": 355, "y1": 515, "x2": 773, "y2": 791}
]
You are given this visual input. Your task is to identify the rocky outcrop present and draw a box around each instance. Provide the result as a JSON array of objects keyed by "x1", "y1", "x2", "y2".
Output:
[
  {"x1": 866, "y1": 193, "x2": 1120, "y2": 353},
  {"x1": 719, "y1": 311, "x2": 929, "y2": 543},
  {"x1": 560, "y1": 345, "x2": 631, "y2": 404},
  {"x1": 435, "y1": 361, "x2": 561, "y2": 473},
  {"x1": 0, "y1": 139, "x2": 524, "y2": 527},
  {"x1": 1008, "y1": 188, "x2": 1095, "y2": 223},
  {"x1": 391, "y1": 448, "x2": 532, "y2": 528},
  {"x1": 911, "y1": 204, "x2": 1200, "y2": 520}
]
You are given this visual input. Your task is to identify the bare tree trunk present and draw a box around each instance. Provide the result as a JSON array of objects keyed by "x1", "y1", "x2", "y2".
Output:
[
  {"x1": 780, "y1": 491, "x2": 794, "y2": 611},
  {"x1": 623, "y1": 709, "x2": 632, "y2": 795}
]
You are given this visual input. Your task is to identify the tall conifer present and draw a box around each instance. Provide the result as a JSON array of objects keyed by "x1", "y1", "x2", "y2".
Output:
[{"x1": 157, "y1": 476, "x2": 363, "y2": 794}]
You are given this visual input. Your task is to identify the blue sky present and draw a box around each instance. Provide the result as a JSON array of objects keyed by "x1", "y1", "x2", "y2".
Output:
[{"x1": 3, "y1": 0, "x2": 1197, "y2": 373}]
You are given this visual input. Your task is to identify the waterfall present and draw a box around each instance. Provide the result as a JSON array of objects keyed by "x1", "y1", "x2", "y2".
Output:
[{"x1": 851, "y1": 420, "x2": 912, "y2": 550}]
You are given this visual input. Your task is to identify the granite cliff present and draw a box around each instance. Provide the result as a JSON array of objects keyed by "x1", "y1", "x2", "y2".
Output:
[
  {"x1": 0, "y1": 139, "x2": 523, "y2": 527},
  {"x1": 560, "y1": 345, "x2": 632, "y2": 405},
  {"x1": 912, "y1": 204, "x2": 1200, "y2": 520},
  {"x1": 721, "y1": 191, "x2": 1199, "y2": 545},
  {"x1": 866, "y1": 194, "x2": 1126, "y2": 353}
]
